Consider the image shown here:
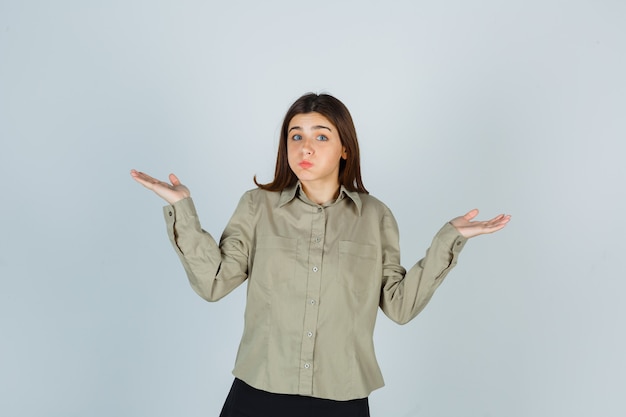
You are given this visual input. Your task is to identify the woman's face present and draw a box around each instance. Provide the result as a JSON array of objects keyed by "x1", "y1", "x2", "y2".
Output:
[{"x1": 287, "y1": 112, "x2": 347, "y2": 191}]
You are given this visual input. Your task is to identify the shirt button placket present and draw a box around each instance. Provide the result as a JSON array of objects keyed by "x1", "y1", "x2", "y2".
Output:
[{"x1": 298, "y1": 205, "x2": 325, "y2": 396}]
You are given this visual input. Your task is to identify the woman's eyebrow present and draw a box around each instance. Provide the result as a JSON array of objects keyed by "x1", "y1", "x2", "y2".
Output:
[{"x1": 288, "y1": 125, "x2": 332, "y2": 132}]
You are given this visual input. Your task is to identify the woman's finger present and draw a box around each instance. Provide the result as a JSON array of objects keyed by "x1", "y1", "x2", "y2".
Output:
[
  {"x1": 169, "y1": 173, "x2": 181, "y2": 186},
  {"x1": 463, "y1": 209, "x2": 479, "y2": 221}
]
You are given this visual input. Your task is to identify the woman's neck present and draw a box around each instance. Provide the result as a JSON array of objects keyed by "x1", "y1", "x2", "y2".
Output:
[{"x1": 300, "y1": 181, "x2": 340, "y2": 205}]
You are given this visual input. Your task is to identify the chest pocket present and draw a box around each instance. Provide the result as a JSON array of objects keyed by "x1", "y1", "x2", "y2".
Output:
[
  {"x1": 338, "y1": 241, "x2": 378, "y2": 294},
  {"x1": 251, "y1": 236, "x2": 297, "y2": 288}
]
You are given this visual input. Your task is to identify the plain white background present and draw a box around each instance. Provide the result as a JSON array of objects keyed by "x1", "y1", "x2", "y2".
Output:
[{"x1": 1, "y1": 1, "x2": 625, "y2": 416}]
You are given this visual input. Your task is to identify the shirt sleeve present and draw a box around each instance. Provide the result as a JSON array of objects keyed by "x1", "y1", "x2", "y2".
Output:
[
  {"x1": 379, "y1": 208, "x2": 467, "y2": 324},
  {"x1": 163, "y1": 193, "x2": 253, "y2": 302}
]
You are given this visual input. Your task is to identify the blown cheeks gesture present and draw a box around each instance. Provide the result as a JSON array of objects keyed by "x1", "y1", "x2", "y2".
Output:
[
  {"x1": 450, "y1": 209, "x2": 511, "y2": 239},
  {"x1": 130, "y1": 169, "x2": 190, "y2": 205}
]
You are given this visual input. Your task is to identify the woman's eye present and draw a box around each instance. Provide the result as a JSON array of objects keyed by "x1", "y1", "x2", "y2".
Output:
[
  {"x1": 292, "y1": 134, "x2": 302, "y2": 141},
  {"x1": 316, "y1": 135, "x2": 328, "y2": 141}
]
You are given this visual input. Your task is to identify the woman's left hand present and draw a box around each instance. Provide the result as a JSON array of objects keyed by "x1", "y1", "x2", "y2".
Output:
[{"x1": 450, "y1": 209, "x2": 511, "y2": 238}]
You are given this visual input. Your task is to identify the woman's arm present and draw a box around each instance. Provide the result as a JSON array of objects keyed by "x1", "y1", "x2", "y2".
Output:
[
  {"x1": 130, "y1": 169, "x2": 251, "y2": 301},
  {"x1": 379, "y1": 208, "x2": 510, "y2": 324}
]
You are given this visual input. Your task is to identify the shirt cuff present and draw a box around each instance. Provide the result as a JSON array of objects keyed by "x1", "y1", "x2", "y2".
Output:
[
  {"x1": 439, "y1": 222, "x2": 468, "y2": 254},
  {"x1": 163, "y1": 196, "x2": 195, "y2": 218}
]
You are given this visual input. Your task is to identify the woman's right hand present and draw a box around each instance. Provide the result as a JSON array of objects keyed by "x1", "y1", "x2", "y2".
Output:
[{"x1": 130, "y1": 169, "x2": 191, "y2": 205}]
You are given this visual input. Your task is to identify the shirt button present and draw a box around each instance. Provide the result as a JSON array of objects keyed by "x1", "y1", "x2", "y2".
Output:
[
  {"x1": 310, "y1": 299, "x2": 316, "y2": 305},
  {"x1": 168, "y1": 211, "x2": 173, "y2": 216},
  {"x1": 312, "y1": 266, "x2": 318, "y2": 272},
  {"x1": 304, "y1": 363, "x2": 310, "y2": 369},
  {"x1": 307, "y1": 332, "x2": 313, "y2": 337}
]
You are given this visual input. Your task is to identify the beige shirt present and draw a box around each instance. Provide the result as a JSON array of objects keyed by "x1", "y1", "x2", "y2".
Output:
[{"x1": 163, "y1": 183, "x2": 467, "y2": 401}]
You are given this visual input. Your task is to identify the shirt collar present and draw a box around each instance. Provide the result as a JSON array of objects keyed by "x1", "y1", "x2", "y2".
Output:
[{"x1": 278, "y1": 182, "x2": 362, "y2": 215}]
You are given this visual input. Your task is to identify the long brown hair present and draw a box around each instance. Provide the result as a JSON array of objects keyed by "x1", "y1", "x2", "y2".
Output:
[{"x1": 254, "y1": 93, "x2": 368, "y2": 194}]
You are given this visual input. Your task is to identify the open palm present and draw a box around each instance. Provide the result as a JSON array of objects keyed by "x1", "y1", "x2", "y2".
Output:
[
  {"x1": 450, "y1": 209, "x2": 511, "y2": 238},
  {"x1": 130, "y1": 169, "x2": 190, "y2": 204}
]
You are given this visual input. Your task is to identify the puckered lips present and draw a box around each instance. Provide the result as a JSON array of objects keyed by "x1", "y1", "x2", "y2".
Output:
[{"x1": 298, "y1": 160, "x2": 313, "y2": 169}]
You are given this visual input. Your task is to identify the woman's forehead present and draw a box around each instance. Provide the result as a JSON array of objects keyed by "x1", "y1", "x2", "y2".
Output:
[{"x1": 288, "y1": 112, "x2": 335, "y2": 129}]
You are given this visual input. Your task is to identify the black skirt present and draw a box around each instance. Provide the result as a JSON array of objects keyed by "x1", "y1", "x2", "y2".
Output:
[{"x1": 219, "y1": 378, "x2": 370, "y2": 417}]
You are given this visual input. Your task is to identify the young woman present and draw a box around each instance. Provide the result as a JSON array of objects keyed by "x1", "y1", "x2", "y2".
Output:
[{"x1": 130, "y1": 93, "x2": 510, "y2": 417}]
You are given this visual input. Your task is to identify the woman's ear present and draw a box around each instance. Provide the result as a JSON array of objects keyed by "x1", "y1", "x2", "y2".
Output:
[{"x1": 342, "y1": 147, "x2": 348, "y2": 159}]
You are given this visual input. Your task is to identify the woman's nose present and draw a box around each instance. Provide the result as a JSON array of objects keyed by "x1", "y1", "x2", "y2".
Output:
[{"x1": 301, "y1": 139, "x2": 314, "y2": 155}]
